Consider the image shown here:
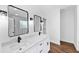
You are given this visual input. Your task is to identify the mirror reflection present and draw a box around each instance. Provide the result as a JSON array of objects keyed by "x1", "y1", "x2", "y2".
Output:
[{"x1": 8, "y1": 5, "x2": 29, "y2": 37}]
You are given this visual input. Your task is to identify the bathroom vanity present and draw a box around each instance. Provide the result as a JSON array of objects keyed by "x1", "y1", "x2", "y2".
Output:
[
  {"x1": 0, "y1": 5, "x2": 50, "y2": 53},
  {"x1": 1, "y1": 33, "x2": 50, "y2": 53}
]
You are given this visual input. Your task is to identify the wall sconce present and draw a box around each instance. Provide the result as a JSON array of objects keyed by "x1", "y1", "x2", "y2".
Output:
[
  {"x1": 40, "y1": 20, "x2": 43, "y2": 23},
  {"x1": 30, "y1": 17, "x2": 33, "y2": 20},
  {"x1": 0, "y1": 10, "x2": 7, "y2": 16},
  {"x1": 40, "y1": 17, "x2": 43, "y2": 23}
]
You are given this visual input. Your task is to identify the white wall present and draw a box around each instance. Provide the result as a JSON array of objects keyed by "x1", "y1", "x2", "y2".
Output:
[
  {"x1": 46, "y1": 8, "x2": 60, "y2": 45},
  {"x1": 77, "y1": 5, "x2": 79, "y2": 51},
  {"x1": 0, "y1": 5, "x2": 7, "y2": 11},
  {"x1": 0, "y1": 5, "x2": 9, "y2": 52},
  {"x1": 60, "y1": 6, "x2": 76, "y2": 44},
  {"x1": 74, "y1": 6, "x2": 77, "y2": 50}
]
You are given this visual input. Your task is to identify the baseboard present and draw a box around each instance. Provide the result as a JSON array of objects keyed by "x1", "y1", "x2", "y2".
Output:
[
  {"x1": 51, "y1": 41, "x2": 60, "y2": 45},
  {"x1": 73, "y1": 43, "x2": 77, "y2": 51},
  {"x1": 60, "y1": 41, "x2": 74, "y2": 45},
  {"x1": 74, "y1": 45, "x2": 79, "y2": 51},
  {"x1": 50, "y1": 42, "x2": 60, "y2": 46},
  {"x1": 60, "y1": 40, "x2": 74, "y2": 44},
  {"x1": 60, "y1": 41, "x2": 77, "y2": 50}
]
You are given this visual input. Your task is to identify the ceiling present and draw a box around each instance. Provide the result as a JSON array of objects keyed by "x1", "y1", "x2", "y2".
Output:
[
  {"x1": 0, "y1": 5, "x2": 75, "y2": 20},
  {"x1": 0, "y1": 5, "x2": 75, "y2": 11}
]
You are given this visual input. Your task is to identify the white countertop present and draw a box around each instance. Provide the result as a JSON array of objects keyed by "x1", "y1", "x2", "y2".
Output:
[{"x1": 1, "y1": 34, "x2": 48, "y2": 53}]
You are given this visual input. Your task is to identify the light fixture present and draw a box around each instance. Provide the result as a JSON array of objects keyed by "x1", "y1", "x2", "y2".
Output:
[
  {"x1": 30, "y1": 17, "x2": 33, "y2": 20},
  {"x1": 0, "y1": 10, "x2": 7, "y2": 16}
]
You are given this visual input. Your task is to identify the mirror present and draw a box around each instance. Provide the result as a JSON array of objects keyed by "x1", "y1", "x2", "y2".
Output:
[
  {"x1": 34, "y1": 15, "x2": 41, "y2": 32},
  {"x1": 43, "y1": 18, "x2": 46, "y2": 34},
  {"x1": 8, "y1": 5, "x2": 29, "y2": 37},
  {"x1": 20, "y1": 20, "x2": 27, "y2": 29}
]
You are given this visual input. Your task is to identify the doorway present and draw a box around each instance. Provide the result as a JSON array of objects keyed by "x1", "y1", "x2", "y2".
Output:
[{"x1": 60, "y1": 6, "x2": 77, "y2": 52}]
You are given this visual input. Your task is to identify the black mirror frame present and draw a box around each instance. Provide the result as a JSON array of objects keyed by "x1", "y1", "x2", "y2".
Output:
[
  {"x1": 34, "y1": 15, "x2": 41, "y2": 32},
  {"x1": 8, "y1": 5, "x2": 29, "y2": 37}
]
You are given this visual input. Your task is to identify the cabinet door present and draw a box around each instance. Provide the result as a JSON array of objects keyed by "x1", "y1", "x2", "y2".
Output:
[
  {"x1": 23, "y1": 41, "x2": 44, "y2": 53},
  {"x1": 21, "y1": 39, "x2": 50, "y2": 53},
  {"x1": 43, "y1": 39, "x2": 50, "y2": 53},
  {"x1": 23, "y1": 44, "x2": 40, "y2": 53}
]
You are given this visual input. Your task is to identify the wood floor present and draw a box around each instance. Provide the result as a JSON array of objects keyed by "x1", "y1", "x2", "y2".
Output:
[{"x1": 49, "y1": 41, "x2": 79, "y2": 53}]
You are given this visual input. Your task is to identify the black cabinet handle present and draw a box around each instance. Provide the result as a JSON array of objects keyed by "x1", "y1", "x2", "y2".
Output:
[
  {"x1": 47, "y1": 42, "x2": 49, "y2": 45},
  {"x1": 13, "y1": 32, "x2": 14, "y2": 33},
  {"x1": 40, "y1": 43, "x2": 42, "y2": 46},
  {"x1": 40, "y1": 50, "x2": 43, "y2": 53},
  {"x1": 19, "y1": 48, "x2": 22, "y2": 50}
]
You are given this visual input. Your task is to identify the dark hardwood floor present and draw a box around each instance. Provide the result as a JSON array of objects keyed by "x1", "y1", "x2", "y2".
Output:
[{"x1": 49, "y1": 41, "x2": 79, "y2": 53}]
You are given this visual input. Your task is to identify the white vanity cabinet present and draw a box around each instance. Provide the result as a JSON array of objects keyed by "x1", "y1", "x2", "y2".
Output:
[
  {"x1": 1, "y1": 34, "x2": 50, "y2": 53},
  {"x1": 17, "y1": 37, "x2": 50, "y2": 53},
  {"x1": 24, "y1": 39, "x2": 50, "y2": 53}
]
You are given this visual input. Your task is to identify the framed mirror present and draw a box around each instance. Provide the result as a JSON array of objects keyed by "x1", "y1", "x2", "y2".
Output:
[
  {"x1": 43, "y1": 18, "x2": 46, "y2": 34},
  {"x1": 34, "y1": 15, "x2": 41, "y2": 32},
  {"x1": 8, "y1": 5, "x2": 29, "y2": 37}
]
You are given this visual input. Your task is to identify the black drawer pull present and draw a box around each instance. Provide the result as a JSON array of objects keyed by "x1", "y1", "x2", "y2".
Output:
[
  {"x1": 40, "y1": 43, "x2": 42, "y2": 46},
  {"x1": 47, "y1": 42, "x2": 49, "y2": 45},
  {"x1": 19, "y1": 48, "x2": 22, "y2": 50},
  {"x1": 40, "y1": 50, "x2": 43, "y2": 53}
]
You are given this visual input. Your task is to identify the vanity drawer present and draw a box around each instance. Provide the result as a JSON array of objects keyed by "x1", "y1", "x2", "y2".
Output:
[
  {"x1": 23, "y1": 45, "x2": 40, "y2": 53},
  {"x1": 15, "y1": 48, "x2": 23, "y2": 53},
  {"x1": 15, "y1": 46, "x2": 27, "y2": 53},
  {"x1": 39, "y1": 41, "x2": 44, "y2": 47},
  {"x1": 43, "y1": 39, "x2": 50, "y2": 53},
  {"x1": 15, "y1": 38, "x2": 49, "y2": 53},
  {"x1": 23, "y1": 41, "x2": 44, "y2": 53},
  {"x1": 39, "y1": 49, "x2": 43, "y2": 53}
]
